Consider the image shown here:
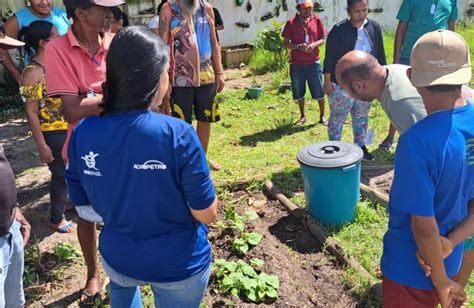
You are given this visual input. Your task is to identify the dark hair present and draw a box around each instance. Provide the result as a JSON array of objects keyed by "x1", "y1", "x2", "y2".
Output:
[
  {"x1": 426, "y1": 84, "x2": 463, "y2": 93},
  {"x1": 157, "y1": 0, "x2": 167, "y2": 15},
  {"x1": 67, "y1": 3, "x2": 94, "y2": 19},
  {"x1": 17, "y1": 20, "x2": 54, "y2": 59},
  {"x1": 110, "y1": 6, "x2": 129, "y2": 27},
  {"x1": 347, "y1": 0, "x2": 367, "y2": 9},
  {"x1": 101, "y1": 26, "x2": 169, "y2": 115},
  {"x1": 339, "y1": 53, "x2": 378, "y2": 85}
]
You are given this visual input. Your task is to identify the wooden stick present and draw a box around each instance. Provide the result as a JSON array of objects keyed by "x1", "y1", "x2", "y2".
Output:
[
  {"x1": 360, "y1": 183, "x2": 389, "y2": 208},
  {"x1": 215, "y1": 176, "x2": 265, "y2": 190},
  {"x1": 264, "y1": 180, "x2": 376, "y2": 284}
]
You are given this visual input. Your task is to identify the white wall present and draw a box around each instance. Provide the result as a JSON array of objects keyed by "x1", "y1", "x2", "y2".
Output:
[{"x1": 210, "y1": 0, "x2": 472, "y2": 48}]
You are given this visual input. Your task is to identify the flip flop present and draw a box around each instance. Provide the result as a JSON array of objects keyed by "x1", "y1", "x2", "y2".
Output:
[
  {"x1": 378, "y1": 139, "x2": 393, "y2": 152},
  {"x1": 209, "y1": 160, "x2": 222, "y2": 171},
  {"x1": 52, "y1": 221, "x2": 76, "y2": 234},
  {"x1": 80, "y1": 289, "x2": 104, "y2": 305},
  {"x1": 318, "y1": 118, "x2": 328, "y2": 126}
]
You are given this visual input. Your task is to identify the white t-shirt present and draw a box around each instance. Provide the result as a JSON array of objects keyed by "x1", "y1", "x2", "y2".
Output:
[
  {"x1": 149, "y1": 15, "x2": 159, "y2": 29},
  {"x1": 354, "y1": 19, "x2": 372, "y2": 54}
]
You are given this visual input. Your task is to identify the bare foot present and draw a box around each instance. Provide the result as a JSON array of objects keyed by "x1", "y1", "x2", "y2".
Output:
[
  {"x1": 80, "y1": 275, "x2": 104, "y2": 305},
  {"x1": 51, "y1": 219, "x2": 76, "y2": 233},
  {"x1": 209, "y1": 160, "x2": 222, "y2": 171}
]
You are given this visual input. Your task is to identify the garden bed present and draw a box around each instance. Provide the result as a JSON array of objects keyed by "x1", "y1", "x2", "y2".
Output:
[{"x1": 203, "y1": 190, "x2": 357, "y2": 306}]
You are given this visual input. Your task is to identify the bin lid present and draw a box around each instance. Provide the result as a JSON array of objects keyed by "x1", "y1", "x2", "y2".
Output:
[{"x1": 297, "y1": 141, "x2": 363, "y2": 168}]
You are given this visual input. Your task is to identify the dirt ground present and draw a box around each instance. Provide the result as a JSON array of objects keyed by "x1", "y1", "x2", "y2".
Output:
[{"x1": 0, "y1": 113, "x2": 391, "y2": 307}]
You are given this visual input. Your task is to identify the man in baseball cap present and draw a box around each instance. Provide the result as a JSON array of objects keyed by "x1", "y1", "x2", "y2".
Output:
[
  {"x1": 381, "y1": 29, "x2": 473, "y2": 308},
  {"x1": 43, "y1": 0, "x2": 122, "y2": 304}
]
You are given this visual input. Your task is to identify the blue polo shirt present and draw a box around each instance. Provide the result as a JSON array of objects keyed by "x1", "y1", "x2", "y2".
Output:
[
  {"x1": 66, "y1": 110, "x2": 216, "y2": 282},
  {"x1": 381, "y1": 103, "x2": 474, "y2": 290}
]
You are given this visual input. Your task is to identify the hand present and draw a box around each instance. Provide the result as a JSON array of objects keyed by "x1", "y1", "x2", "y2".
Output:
[
  {"x1": 297, "y1": 43, "x2": 308, "y2": 52},
  {"x1": 15, "y1": 209, "x2": 31, "y2": 247},
  {"x1": 38, "y1": 144, "x2": 54, "y2": 164},
  {"x1": 304, "y1": 43, "x2": 316, "y2": 53},
  {"x1": 323, "y1": 81, "x2": 335, "y2": 97},
  {"x1": 215, "y1": 73, "x2": 225, "y2": 93},
  {"x1": 435, "y1": 279, "x2": 467, "y2": 308},
  {"x1": 417, "y1": 236, "x2": 454, "y2": 277}
]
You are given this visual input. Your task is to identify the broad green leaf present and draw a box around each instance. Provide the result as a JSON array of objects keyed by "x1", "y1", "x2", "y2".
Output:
[
  {"x1": 262, "y1": 274, "x2": 280, "y2": 289},
  {"x1": 242, "y1": 264, "x2": 258, "y2": 277},
  {"x1": 247, "y1": 232, "x2": 263, "y2": 246},
  {"x1": 245, "y1": 210, "x2": 259, "y2": 221},
  {"x1": 223, "y1": 261, "x2": 237, "y2": 272},
  {"x1": 220, "y1": 276, "x2": 233, "y2": 291},
  {"x1": 246, "y1": 289, "x2": 257, "y2": 302},
  {"x1": 231, "y1": 287, "x2": 239, "y2": 297},
  {"x1": 265, "y1": 287, "x2": 278, "y2": 298},
  {"x1": 250, "y1": 258, "x2": 265, "y2": 268}
]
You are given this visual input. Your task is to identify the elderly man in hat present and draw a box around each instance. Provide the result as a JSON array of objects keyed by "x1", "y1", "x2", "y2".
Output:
[{"x1": 44, "y1": 0, "x2": 124, "y2": 304}]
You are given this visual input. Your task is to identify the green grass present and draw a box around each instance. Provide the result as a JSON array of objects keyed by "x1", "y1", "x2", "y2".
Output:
[{"x1": 207, "y1": 28, "x2": 474, "y2": 305}]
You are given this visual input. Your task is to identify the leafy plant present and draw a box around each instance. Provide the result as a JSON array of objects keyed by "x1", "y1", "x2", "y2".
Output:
[
  {"x1": 53, "y1": 243, "x2": 80, "y2": 263},
  {"x1": 214, "y1": 206, "x2": 259, "y2": 232},
  {"x1": 214, "y1": 259, "x2": 279, "y2": 303},
  {"x1": 249, "y1": 19, "x2": 288, "y2": 74},
  {"x1": 232, "y1": 232, "x2": 263, "y2": 254}
]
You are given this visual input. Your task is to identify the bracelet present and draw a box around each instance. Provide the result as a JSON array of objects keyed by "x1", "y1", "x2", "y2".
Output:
[
  {"x1": 295, "y1": 44, "x2": 300, "y2": 51},
  {"x1": 216, "y1": 71, "x2": 224, "y2": 75}
]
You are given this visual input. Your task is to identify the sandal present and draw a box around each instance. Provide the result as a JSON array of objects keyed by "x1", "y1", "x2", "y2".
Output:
[
  {"x1": 80, "y1": 289, "x2": 104, "y2": 305},
  {"x1": 318, "y1": 117, "x2": 328, "y2": 126},
  {"x1": 52, "y1": 221, "x2": 76, "y2": 234},
  {"x1": 378, "y1": 139, "x2": 393, "y2": 152},
  {"x1": 209, "y1": 160, "x2": 222, "y2": 171}
]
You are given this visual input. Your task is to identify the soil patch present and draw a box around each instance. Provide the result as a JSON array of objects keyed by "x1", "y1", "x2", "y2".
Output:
[{"x1": 204, "y1": 191, "x2": 356, "y2": 307}]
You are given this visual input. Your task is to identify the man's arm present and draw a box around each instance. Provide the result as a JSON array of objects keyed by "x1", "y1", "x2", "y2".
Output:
[
  {"x1": 393, "y1": 21, "x2": 407, "y2": 64},
  {"x1": 60, "y1": 95, "x2": 103, "y2": 124},
  {"x1": 158, "y1": 3, "x2": 171, "y2": 43},
  {"x1": 412, "y1": 215, "x2": 466, "y2": 307},
  {"x1": 205, "y1": 3, "x2": 225, "y2": 93},
  {"x1": 448, "y1": 21, "x2": 456, "y2": 32},
  {"x1": 4, "y1": 15, "x2": 19, "y2": 39}
]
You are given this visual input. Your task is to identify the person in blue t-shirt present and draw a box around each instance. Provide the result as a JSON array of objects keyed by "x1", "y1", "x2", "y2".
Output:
[
  {"x1": 381, "y1": 29, "x2": 473, "y2": 308},
  {"x1": 65, "y1": 26, "x2": 218, "y2": 307}
]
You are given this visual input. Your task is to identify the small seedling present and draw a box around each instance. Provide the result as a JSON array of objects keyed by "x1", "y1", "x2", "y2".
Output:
[
  {"x1": 213, "y1": 259, "x2": 279, "y2": 303},
  {"x1": 232, "y1": 232, "x2": 263, "y2": 254},
  {"x1": 53, "y1": 243, "x2": 80, "y2": 263}
]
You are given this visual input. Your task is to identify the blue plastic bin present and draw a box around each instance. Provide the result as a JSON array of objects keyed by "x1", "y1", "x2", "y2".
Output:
[{"x1": 297, "y1": 141, "x2": 363, "y2": 226}]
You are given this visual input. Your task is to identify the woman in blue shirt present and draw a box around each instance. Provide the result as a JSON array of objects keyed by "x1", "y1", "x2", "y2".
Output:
[{"x1": 66, "y1": 26, "x2": 218, "y2": 308}]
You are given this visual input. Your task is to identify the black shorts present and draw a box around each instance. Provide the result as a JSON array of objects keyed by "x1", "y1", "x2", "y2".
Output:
[{"x1": 171, "y1": 83, "x2": 220, "y2": 124}]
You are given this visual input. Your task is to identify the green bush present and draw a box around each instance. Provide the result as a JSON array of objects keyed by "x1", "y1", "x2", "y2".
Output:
[{"x1": 248, "y1": 20, "x2": 289, "y2": 75}]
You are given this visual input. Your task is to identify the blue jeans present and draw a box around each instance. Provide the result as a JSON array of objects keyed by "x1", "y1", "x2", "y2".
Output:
[
  {"x1": 0, "y1": 220, "x2": 25, "y2": 308},
  {"x1": 290, "y1": 61, "x2": 324, "y2": 100},
  {"x1": 102, "y1": 258, "x2": 211, "y2": 308}
]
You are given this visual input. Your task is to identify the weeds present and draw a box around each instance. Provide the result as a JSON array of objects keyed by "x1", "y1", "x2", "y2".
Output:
[{"x1": 53, "y1": 243, "x2": 80, "y2": 263}]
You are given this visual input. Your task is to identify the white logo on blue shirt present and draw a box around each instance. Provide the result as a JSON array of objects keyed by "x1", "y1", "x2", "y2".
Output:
[
  {"x1": 133, "y1": 160, "x2": 167, "y2": 171},
  {"x1": 81, "y1": 151, "x2": 102, "y2": 177}
]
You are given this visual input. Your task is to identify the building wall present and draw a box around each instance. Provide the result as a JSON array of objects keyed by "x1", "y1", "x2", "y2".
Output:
[
  {"x1": 210, "y1": 0, "x2": 473, "y2": 48},
  {"x1": 0, "y1": 0, "x2": 472, "y2": 48}
]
